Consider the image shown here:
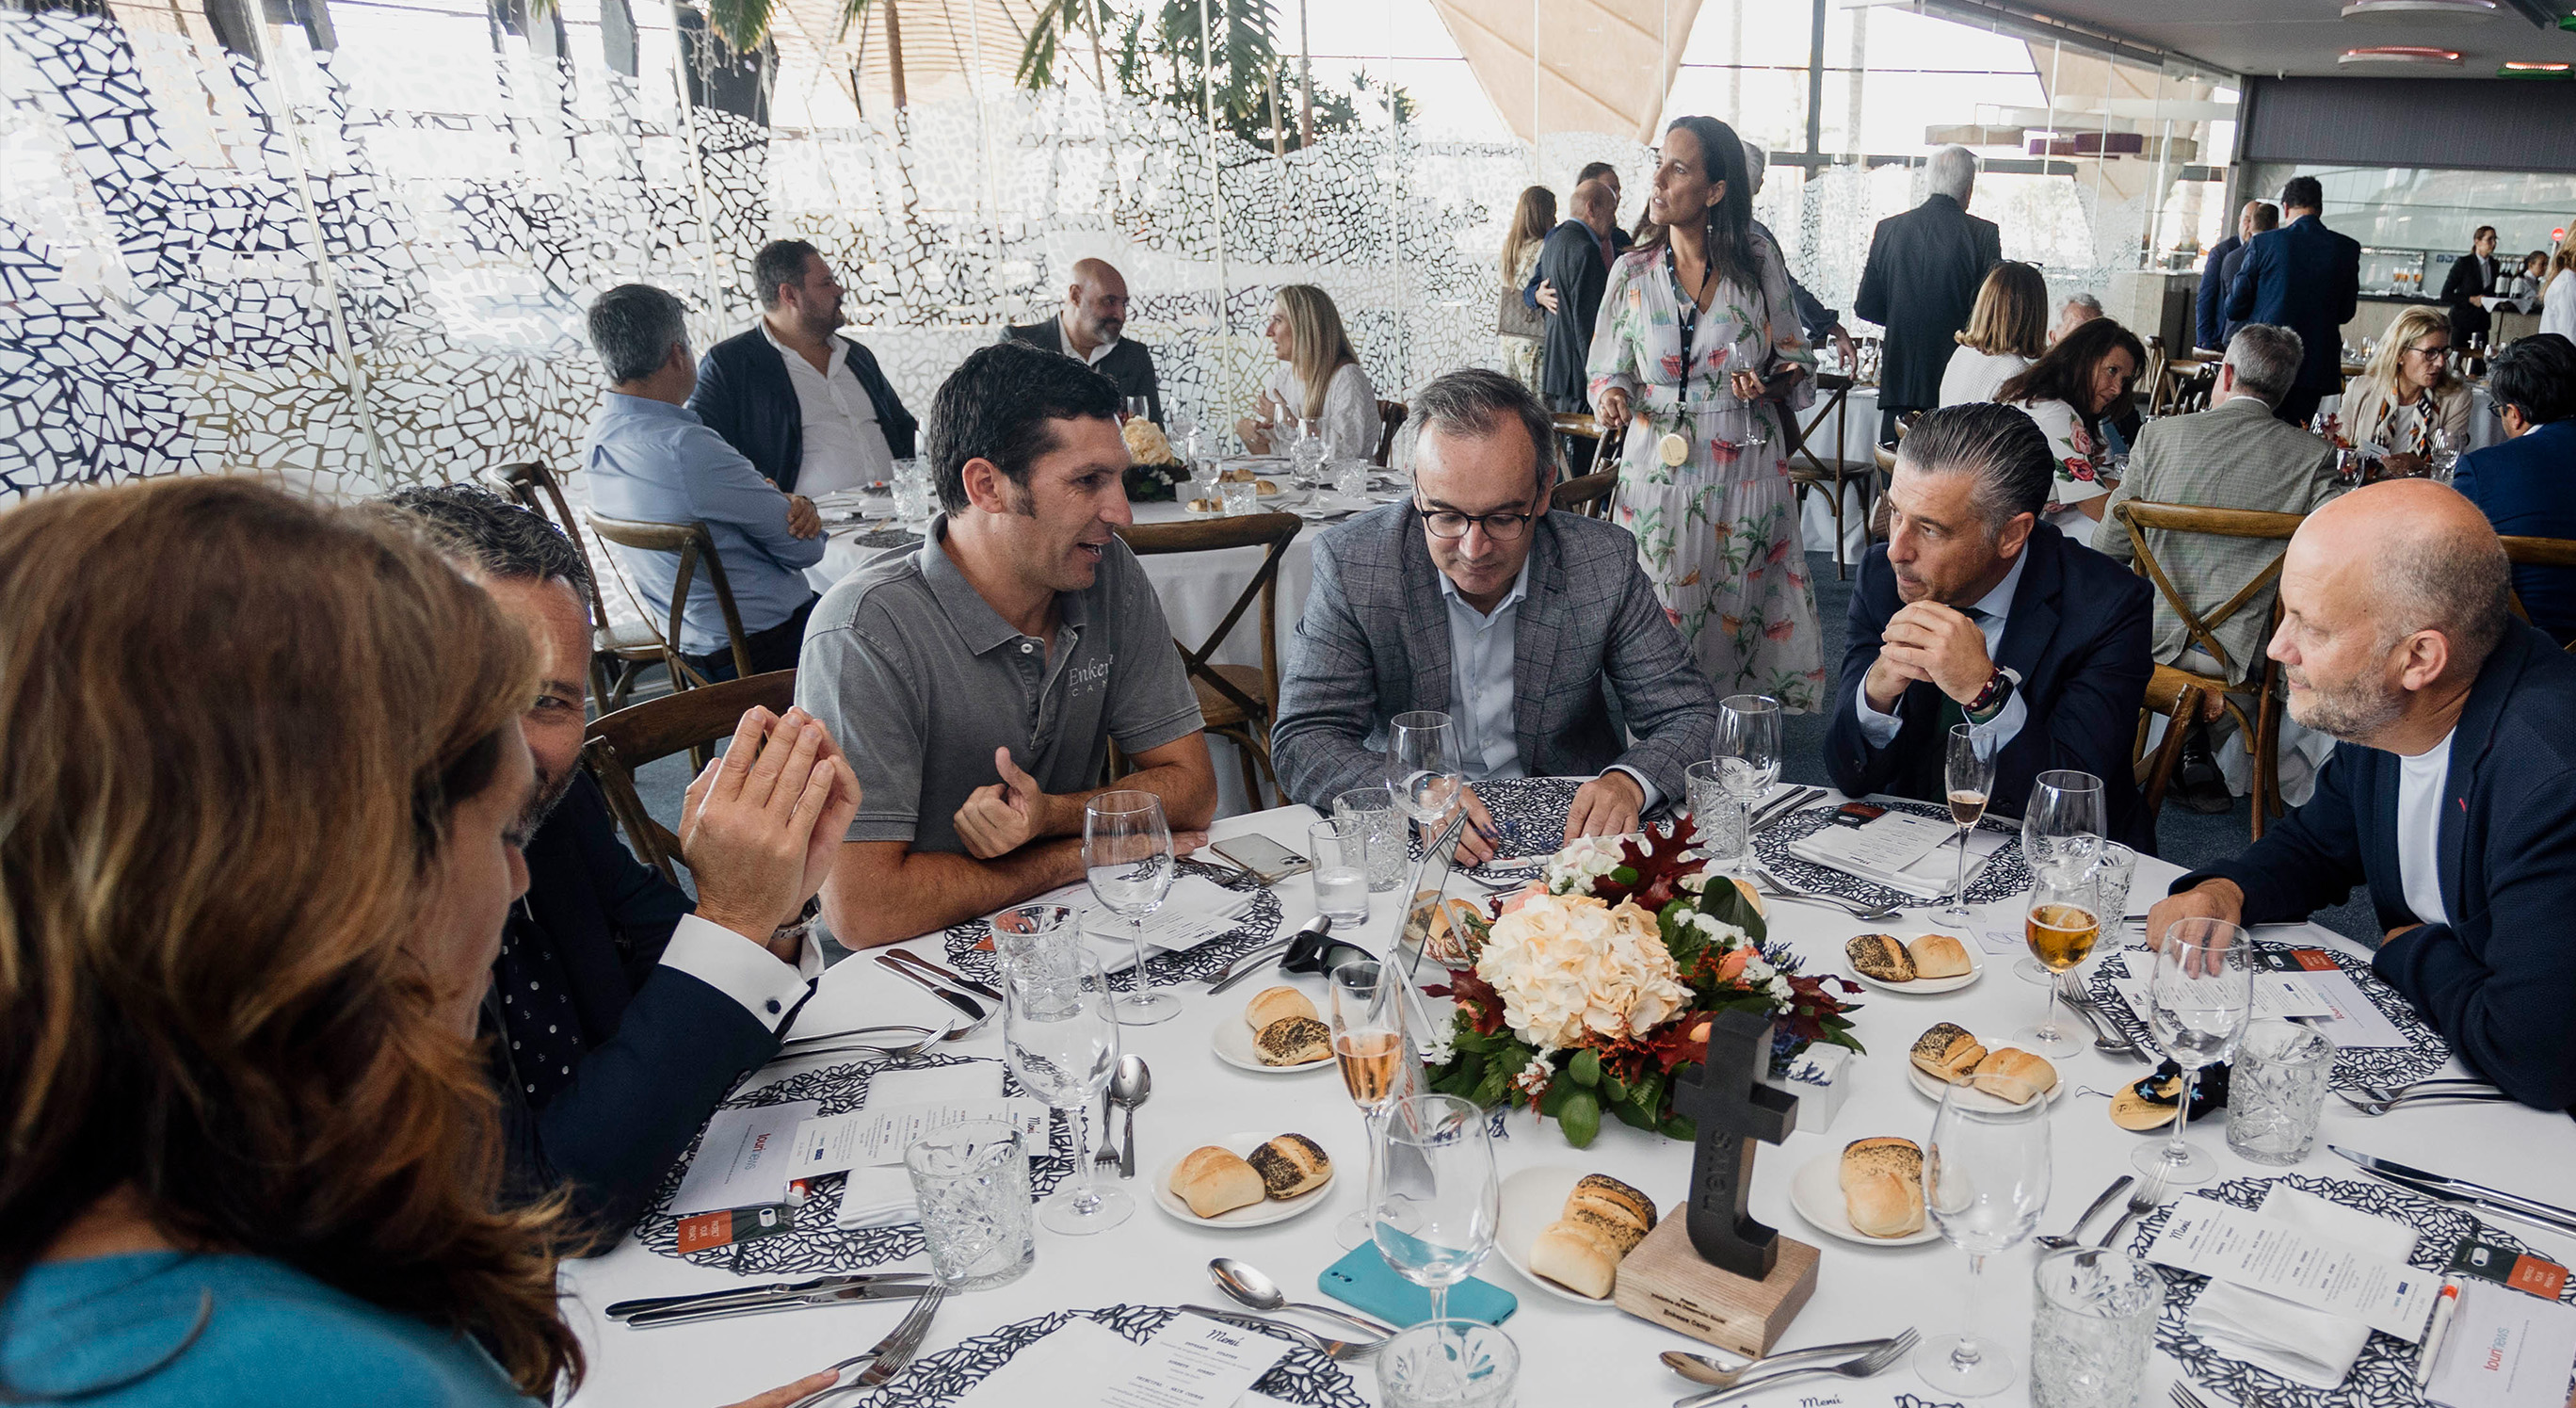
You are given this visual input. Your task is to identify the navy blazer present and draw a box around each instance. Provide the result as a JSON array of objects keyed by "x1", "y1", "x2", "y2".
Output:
[
  {"x1": 1536, "y1": 219, "x2": 1611, "y2": 410},
  {"x1": 2225, "y1": 216, "x2": 2362, "y2": 394},
  {"x1": 490, "y1": 773, "x2": 792, "y2": 1244},
  {"x1": 689, "y1": 325, "x2": 918, "y2": 495},
  {"x1": 1826, "y1": 523, "x2": 2156, "y2": 851},
  {"x1": 2453, "y1": 419, "x2": 2576, "y2": 644},
  {"x1": 2176, "y1": 623, "x2": 2576, "y2": 1112},
  {"x1": 2194, "y1": 234, "x2": 2240, "y2": 352}
]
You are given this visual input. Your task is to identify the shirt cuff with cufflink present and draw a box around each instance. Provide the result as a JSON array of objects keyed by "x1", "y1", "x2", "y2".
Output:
[{"x1": 659, "y1": 913, "x2": 820, "y2": 1030}]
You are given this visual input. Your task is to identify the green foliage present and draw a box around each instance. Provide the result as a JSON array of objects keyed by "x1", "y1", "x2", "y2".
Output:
[
  {"x1": 1569, "y1": 1048, "x2": 1601, "y2": 1089},
  {"x1": 1013, "y1": 0, "x2": 1409, "y2": 153},
  {"x1": 1558, "y1": 1090, "x2": 1602, "y2": 1148}
]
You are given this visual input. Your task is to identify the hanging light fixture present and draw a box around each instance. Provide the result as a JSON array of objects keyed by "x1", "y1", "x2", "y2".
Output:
[
  {"x1": 2340, "y1": 0, "x2": 2499, "y2": 20},
  {"x1": 2336, "y1": 45, "x2": 2465, "y2": 66}
]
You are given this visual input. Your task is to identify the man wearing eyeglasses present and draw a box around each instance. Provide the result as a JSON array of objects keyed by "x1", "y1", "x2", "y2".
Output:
[{"x1": 1271, "y1": 368, "x2": 1717, "y2": 865}]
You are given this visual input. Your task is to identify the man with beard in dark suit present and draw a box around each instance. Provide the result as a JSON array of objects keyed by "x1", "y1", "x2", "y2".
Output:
[{"x1": 1854, "y1": 144, "x2": 2001, "y2": 445}]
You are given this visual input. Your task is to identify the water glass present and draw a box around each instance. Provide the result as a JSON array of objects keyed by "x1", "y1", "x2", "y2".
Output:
[
  {"x1": 1333, "y1": 786, "x2": 1405, "y2": 892},
  {"x1": 1084, "y1": 790, "x2": 1179, "y2": 1027},
  {"x1": 1388, "y1": 711, "x2": 1464, "y2": 830},
  {"x1": 2137, "y1": 916, "x2": 2252, "y2": 1185},
  {"x1": 2092, "y1": 842, "x2": 2139, "y2": 947},
  {"x1": 1378, "y1": 1320, "x2": 1520, "y2": 1408},
  {"x1": 1683, "y1": 760, "x2": 1746, "y2": 867},
  {"x1": 1002, "y1": 948, "x2": 1131, "y2": 1234},
  {"x1": 990, "y1": 902, "x2": 1077, "y2": 976},
  {"x1": 1918, "y1": 1073, "x2": 2052, "y2": 1397},
  {"x1": 1308, "y1": 817, "x2": 1372, "y2": 925},
  {"x1": 1370, "y1": 1092, "x2": 1499, "y2": 1328},
  {"x1": 2029, "y1": 1248, "x2": 2161, "y2": 1408},
  {"x1": 1332, "y1": 460, "x2": 1370, "y2": 503},
  {"x1": 903, "y1": 1119, "x2": 1036, "y2": 1291},
  {"x1": 2228, "y1": 1019, "x2": 2335, "y2": 1165},
  {"x1": 1219, "y1": 477, "x2": 1257, "y2": 517}
]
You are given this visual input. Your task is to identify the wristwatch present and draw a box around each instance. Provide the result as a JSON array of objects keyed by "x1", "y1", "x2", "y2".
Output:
[{"x1": 1964, "y1": 668, "x2": 2018, "y2": 726}]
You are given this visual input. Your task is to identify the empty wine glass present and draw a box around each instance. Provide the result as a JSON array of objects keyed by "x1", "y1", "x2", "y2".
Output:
[
  {"x1": 1713, "y1": 694, "x2": 1781, "y2": 874},
  {"x1": 1917, "y1": 1076, "x2": 2053, "y2": 1397},
  {"x1": 1388, "y1": 710, "x2": 1465, "y2": 835},
  {"x1": 1370, "y1": 1092, "x2": 1499, "y2": 1332},
  {"x1": 1170, "y1": 405, "x2": 1201, "y2": 468},
  {"x1": 2019, "y1": 866, "x2": 2100, "y2": 1060},
  {"x1": 2018, "y1": 770, "x2": 2105, "y2": 984},
  {"x1": 2135, "y1": 917, "x2": 2251, "y2": 1185},
  {"x1": 1002, "y1": 947, "x2": 1131, "y2": 1234},
  {"x1": 1939, "y1": 722, "x2": 1997, "y2": 930},
  {"x1": 1328, "y1": 957, "x2": 1416, "y2": 1249},
  {"x1": 1083, "y1": 791, "x2": 1179, "y2": 1026}
]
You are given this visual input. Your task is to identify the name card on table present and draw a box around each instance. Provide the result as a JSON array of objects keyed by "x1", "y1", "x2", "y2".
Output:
[
  {"x1": 671, "y1": 1100, "x2": 818, "y2": 1216},
  {"x1": 2425, "y1": 1279, "x2": 2576, "y2": 1408},
  {"x1": 2146, "y1": 1199, "x2": 2439, "y2": 1339}
]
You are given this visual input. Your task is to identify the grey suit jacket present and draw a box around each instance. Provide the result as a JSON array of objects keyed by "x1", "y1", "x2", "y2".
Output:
[
  {"x1": 1270, "y1": 502, "x2": 1718, "y2": 809},
  {"x1": 2090, "y1": 394, "x2": 2340, "y2": 682}
]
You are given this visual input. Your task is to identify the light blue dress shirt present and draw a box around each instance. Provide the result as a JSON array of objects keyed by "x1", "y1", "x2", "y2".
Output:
[
  {"x1": 1853, "y1": 547, "x2": 2030, "y2": 754},
  {"x1": 581, "y1": 392, "x2": 824, "y2": 655},
  {"x1": 1439, "y1": 558, "x2": 1660, "y2": 808}
]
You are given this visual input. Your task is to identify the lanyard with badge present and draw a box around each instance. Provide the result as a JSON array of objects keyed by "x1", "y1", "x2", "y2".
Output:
[{"x1": 1655, "y1": 241, "x2": 1774, "y2": 469}]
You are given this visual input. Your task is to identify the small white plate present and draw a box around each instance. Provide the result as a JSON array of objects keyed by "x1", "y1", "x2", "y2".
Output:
[
  {"x1": 1904, "y1": 1040, "x2": 2066, "y2": 1113},
  {"x1": 1492, "y1": 1165, "x2": 1624, "y2": 1307},
  {"x1": 1846, "y1": 938, "x2": 1984, "y2": 995},
  {"x1": 1149, "y1": 1132, "x2": 1339, "y2": 1229},
  {"x1": 1787, "y1": 1150, "x2": 1940, "y2": 1247},
  {"x1": 1210, "y1": 980, "x2": 1333, "y2": 1076}
]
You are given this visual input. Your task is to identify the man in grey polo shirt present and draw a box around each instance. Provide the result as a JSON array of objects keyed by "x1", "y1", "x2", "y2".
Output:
[{"x1": 800, "y1": 340, "x2": 1218, "y2": 948}]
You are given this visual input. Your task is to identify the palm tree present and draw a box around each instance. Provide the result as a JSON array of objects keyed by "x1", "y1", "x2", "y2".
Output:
[{"x1": 1017, "y1": 0, "x2": 1403, "y2": 152}]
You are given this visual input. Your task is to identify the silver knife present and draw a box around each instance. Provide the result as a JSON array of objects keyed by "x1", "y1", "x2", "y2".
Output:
[
  {"x1": 881, "y1": 948, "x2": 1003, "y2": 1003},
  {"x1": 875, "y1": 954, "x2": 988, "y2": 1025},
  {"x1": 1205, "y1": 939, "x2": 1294, "y2": 995},
  {"x1": 2330, "y1": 1146, "x2": 2576, "y2": 1235},
  {"x1": 624, "y1": 1281, "x2": 933, "y2": 1329},
  {"x1": 1749, "y1": 786, "x2": 1824, "y2": 833},
  {"x1": 606, "y1": 1272, "x2": 928, "y2": 1321}
]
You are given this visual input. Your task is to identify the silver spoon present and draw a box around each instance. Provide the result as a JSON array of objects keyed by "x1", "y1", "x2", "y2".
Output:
[
  {"x1": 1110, "y1": 1055, "x2": 1150, "y2": 1179},
  {"x1": 2036, "y1": 1174, "x2": 2133, "y2": 1250},
  {"x1": 1208, "y1": 1258, "x2": 1400, "y2": 1340}
]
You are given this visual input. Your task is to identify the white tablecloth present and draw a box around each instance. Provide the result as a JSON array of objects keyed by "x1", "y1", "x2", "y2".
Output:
[{"x1": 559, "y1": 796, "x2": 2576, "y2": 1408}]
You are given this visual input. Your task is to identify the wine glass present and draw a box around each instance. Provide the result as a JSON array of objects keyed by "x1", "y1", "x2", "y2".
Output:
[
  {"x1": 1916, "y1": 1075, "x2": 2053, "y2": 1397},
  {"x1": 1388, "y1": 710, "x2": 1464, "y2": 835},
  {"x1": 2019, "y1": 867, "x2": 2099, "y2": 1060},
  {"x1": 1083, "y1": 791, "x2": 1179, "y2": 1026},
  {"x1": 1328, "y1": 957, "x2": 1416, "y2": 1249},
  {"x1": 1002, "y1": 947, "x2": 1131, "y2": 1234},
  {"x1": 1370, "y1": 1092, "x2": 1499, "y2": 1335},
  {"x1": 1120, "y1": 395, "x2": 1150, "y2": 424},
  {"x1": 1714, "y1": 694, "x2": 1782, "y2": 875},
  {"x1": 2018, "y1": 770, "x2": 2105, "y2": 984},
  {"x1": 1170, "y1": 405, "x2": 1201, "y2": 468},
  {"x1": 1939, "y1": 723, "x2": 1997, "y2": 930},
  {"x1": 2135, "y1": 917, "x2": 2252, "y2": 1185}
]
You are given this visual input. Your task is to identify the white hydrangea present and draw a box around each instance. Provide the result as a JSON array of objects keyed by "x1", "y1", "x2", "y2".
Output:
[
  {"x1": 1473, "y1": 893, "x2": 1690, "y2": 1049},
  {"x1": 1541, "y1": 833, "x2": 1642, "y2": 895}
]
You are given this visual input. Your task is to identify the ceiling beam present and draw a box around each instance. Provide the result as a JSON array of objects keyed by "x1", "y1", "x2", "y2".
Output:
[{"x1": 1901, "y1": 0, "x2": 2237, "y2": 80}]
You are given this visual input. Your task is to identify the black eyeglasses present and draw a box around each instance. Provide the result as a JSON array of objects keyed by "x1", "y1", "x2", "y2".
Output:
[{"x1": 1417, "y1": 503, "x2": 1535, "y2": 541}]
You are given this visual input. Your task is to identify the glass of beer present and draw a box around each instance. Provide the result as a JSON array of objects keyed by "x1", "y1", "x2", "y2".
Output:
[{"x1": 2019, "y1": 869, "x2": 2100, "y2": 1059}]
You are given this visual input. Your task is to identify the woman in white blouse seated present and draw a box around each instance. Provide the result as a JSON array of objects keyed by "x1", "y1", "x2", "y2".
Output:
[
  {"x1": 1235, "y1": 283, "x2": 1379, "y2": 461},
  {"x1": 1940, "y1": 260, "x2": 2047, "y2": 408},
  {"x1": 1994, "y1": 316, "x2": 2145, "y2": 528},
  {"x1": 2342, "y1": 304, "x2": 2470, "y2": 477},
  {"x1": 2541, "y1": 233, "x2": 2576, "y2": 344}
]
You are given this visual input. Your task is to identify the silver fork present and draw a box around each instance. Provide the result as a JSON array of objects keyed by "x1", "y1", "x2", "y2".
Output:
[
  {"x1": 2170, "y1": 1383, "x2": 2214, "y2": 1408},
  {"x1": 2095, "y1": 1170, "x2": 2168, "y2": 1249},
  {"x1": 784, "y1": 1285, "x2": 947, "y2": 1408},
  {"x1": 1750, "y1": 866, "x2": 1903, "y2": 922},
  {"x1": 2335, "y1": 1086, "x2": 2518, "y2": 1116},
  {"x1": 1672, "y1": 1328, "x2": 1920, "y2": 1407},
  {"x1": 2056, "y1": 977, "x2": 2146, "y2": 1059}
]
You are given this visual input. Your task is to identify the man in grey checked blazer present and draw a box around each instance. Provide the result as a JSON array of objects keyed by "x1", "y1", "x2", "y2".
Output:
[{"x1": 1272, "y1": 370, "x2": 1716, "y2": 861}]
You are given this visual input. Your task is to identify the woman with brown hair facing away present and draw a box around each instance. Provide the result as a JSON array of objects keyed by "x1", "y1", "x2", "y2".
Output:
[
  {"x1": 0, "y1": 478, "x2": 838, "y2": 1407},
  {"x1": 1497, "y1": 185, "x2": 1556, "y2": 394},
  {"x1": 1940, "y1": 260, "x2": 2048, "y2": 408}
]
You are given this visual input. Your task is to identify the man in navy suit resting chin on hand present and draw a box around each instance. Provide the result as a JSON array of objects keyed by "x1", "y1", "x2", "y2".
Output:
[{"x1": 2148, "y1": 481, "x2": 2576, "y2": 1114}]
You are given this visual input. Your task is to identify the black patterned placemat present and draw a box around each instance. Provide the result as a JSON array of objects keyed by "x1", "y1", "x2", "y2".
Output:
[
  {"x1": 1752, "y1": 797, "x2": 2033, "y2": 910},
  {"x1": 869, "y1": 1304, "x2": 1366, "y2": 1408},
  {"x1": 1403, "y1": 775, "x2": 1585, "y2": 875},
  {"x1": 632, "y1": 1052, "x2": 1071, "y2": 1272},
  {"x1": 2083, "y1": 945, "x2": 2450, "y2": 1092},
  {"x1": 938, "y1": 858, "x2": 1282, "y2": 991},
  {"x1": 2121, "y1": 1173, "x2": 2576, "y2": 1408}
]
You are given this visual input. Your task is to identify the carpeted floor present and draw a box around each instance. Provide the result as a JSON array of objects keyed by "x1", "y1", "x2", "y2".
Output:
[{"x1": 623, "y1": 548, "x2": 2380, "y2": 946}]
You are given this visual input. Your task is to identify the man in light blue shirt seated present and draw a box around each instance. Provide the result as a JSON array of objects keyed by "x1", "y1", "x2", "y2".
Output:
[
  {"x1": 580, "y1": 283, "x2": 825, "y2": 682},
  {"x1": 1271, "y1": 368, "x2": 1719, "y2": 865}
]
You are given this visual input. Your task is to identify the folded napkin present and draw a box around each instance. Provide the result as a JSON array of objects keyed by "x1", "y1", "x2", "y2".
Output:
[
  {"x1": 2184, "y1": 1184, "x2": 2421, "y2": 1387},
  {"x1": 830, "y1": 1064, "x2": 1006, "y2": 1231},
  {"x1": 1785, "y1": 817, "x2": 2011, "y2": 899}
]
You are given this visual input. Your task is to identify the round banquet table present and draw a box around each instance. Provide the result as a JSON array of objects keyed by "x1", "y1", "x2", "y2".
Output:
[{"x1": 558, "y1": 792, "x2": 2576, "y2": 1408}]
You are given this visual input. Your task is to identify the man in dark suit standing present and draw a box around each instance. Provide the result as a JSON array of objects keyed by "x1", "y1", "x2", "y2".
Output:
[
  {"x1": 2451, "y1": 332, "x2": 2576, "y2": 642},
  {"x1": 2147, "y1": 481, "x2": 2576, "y2": 1113},
  {"x1": 1826, "y1": 403, "x2": 2155, "y2": 850},
  {"x1": 690, "y1": 238, "x2": 919, "y2": 496},
  {"x1": 2438, "y1": 225, "x2": 2501, "y2": 347},
  {"x1": 1536, "y1": 179, "x2": 1618, "y2": 420},
  {"x1": 2214, "y1": 202, "x2": 2278, "y2": 348},
  {"x1": 2196, "y1": 201, "x2": 2265, "y2": 353},
  {"x1": 378, "y1": 486, "x2": 861, "y2": 1243},
  {"x1": 1855, "y1": 145, "x2": 2002, "y2": 445},
  {"x1": 1006, "y1": 257, "x2": 1161, "y2": 425},
  {"x1": 2227, "y1": 177, "x2": 2361, "y2": 428}
]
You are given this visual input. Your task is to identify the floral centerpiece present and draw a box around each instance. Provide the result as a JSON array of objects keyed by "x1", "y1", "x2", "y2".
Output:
[
  {"x1": 1120, "y1": 417, "x2": 1186, "y2": 501},
  {"x1": 1425, "y1": 820, "x2": 1862, "y2": 1148}
]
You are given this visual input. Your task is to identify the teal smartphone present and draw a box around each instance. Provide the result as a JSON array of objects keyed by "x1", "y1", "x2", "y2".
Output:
[{"x1": 1317, "y1": 1244, "x2": 1518, "y2": 1325}]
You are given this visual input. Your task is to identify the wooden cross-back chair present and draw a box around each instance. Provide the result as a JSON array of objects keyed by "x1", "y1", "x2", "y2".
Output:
[
  {"x1": 2499, "y1": 535, "x2": 2576, "y2": 651},
  {"x1": 1788, "y1": 369, "x2": 1873, "y2": 580},
  {"x1": 486, "y1": 461, "x2": 675, "y2": 711},
  {"x1": 1552, "y1": 470, "x2": 1618, "y2": 520},
  {"x1": 1549, "y1": 411, "x2": 1606, "y2": 478},
  {"x1": 2138, "y1": 336, "x2": 2168, "y2": 416},
  {"x1": 583, "y1": 513, "x2": 757, "y2": 768},
  {"x1": 582, "y1": 670, "x2": 799, "y2": 883},
  {"x1": 1112, "y1": 512, "x2": 1303, "y2": 808},
  {"x1": 2133, "y1": 668, "x2": 2208, "y2": 824},
  {"x1": 2113, "y1": 500, "x2": 2307, "y2": 838},
  {"x1": 1374, "y1": 399, "x2": 1409, "y2": 467}
]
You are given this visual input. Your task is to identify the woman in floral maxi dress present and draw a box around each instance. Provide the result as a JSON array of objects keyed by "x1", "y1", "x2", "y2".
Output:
[{"x1": 1588, "y1": 116, "x2": 1824, "y2": 710}]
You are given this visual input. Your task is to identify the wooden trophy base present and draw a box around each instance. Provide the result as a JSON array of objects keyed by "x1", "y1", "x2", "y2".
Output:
[{"x1": 1612, "y1": 1215, "x2": 1820, "y2": 1357}]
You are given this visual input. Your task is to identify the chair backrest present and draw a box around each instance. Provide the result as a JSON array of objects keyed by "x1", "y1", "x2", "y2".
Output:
[
  {"x1": 1374, "y1": 399, "x2": 1409, "y2": 467},
  {"x1": 1552, "y1": 470, "x2": 1617, "y2": 519},
  {"x1": 584, "y1": 511, "x2": 752, "y2": 683},
  {"x1": 2498, "y1": 535, "x2": 2576, "y2": 637},
  {"x1": 1114, "y1": 512, "x2": 1302, "y2": 720},
  {"x1": 582, "y1": 669, "x2": 800, "y2": 881},
  {"x1": 488, "y1": 461, "x2": 622, "y2": 640},
  {"x1": 2113, "y1": 500, "x2": 2307, "y2": 683}
]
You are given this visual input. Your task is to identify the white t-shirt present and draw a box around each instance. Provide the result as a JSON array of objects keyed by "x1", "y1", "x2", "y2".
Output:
[
  {"x1": 2394, "y1": 729, "x2": 2454, "y2": 928},
  {"x1": 1940, "y1": 348, "x2": 2031, "y2": 409},
  {"x1": 1266, "y1": 360, "x2": 1380, "y2": 463},
  {"x1": 2541, "y1": 269, "x2": 2576, "y2": 344},
  {"x1": 764, "y1": 325, "x2": 895, "y2": 495}
]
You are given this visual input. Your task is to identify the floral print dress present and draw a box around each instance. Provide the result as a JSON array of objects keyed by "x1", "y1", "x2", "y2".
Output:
[
  {"x1": 1587, "y1": 235, "x2": 1824, "y2": 711},
  {"x1": 2015, "y1": 397, "x2": 2109, "y2": 534}
]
